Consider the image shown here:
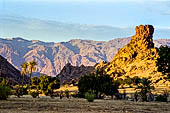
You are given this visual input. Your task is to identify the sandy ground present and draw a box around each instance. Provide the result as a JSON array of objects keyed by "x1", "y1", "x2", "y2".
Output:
[{"x1": 0, "y1": 97, "x2": 170, "y2": 113}]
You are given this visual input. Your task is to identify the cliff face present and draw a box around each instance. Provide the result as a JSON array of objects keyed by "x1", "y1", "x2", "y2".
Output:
[
  {"x1": 57, "y1": 63, "x2": 95, "y2": 84},
  {"x1": 97, "y1": 25, "x2": 169, "y2": 86},
  {"x1": 0, "y1": 55, "x2": 22, "y2": 84}
]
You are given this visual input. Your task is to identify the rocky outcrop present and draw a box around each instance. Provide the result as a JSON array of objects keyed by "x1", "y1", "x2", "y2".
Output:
[
  {"x1": 0, "y1": 55, "x2": 22, "y2": 85},
  {"x1": 97, "y1": 25, "x2": 170, "y2": 87},
  {"x1": 57, "y1": 63, "x2": 95, "y2": 84},
  {"x1": 0, "y1": 37, "x2": 169, "y2": 76}
]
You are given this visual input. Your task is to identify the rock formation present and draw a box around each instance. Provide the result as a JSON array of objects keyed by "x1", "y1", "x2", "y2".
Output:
[
  {"x1": 0, "y1": 55, "x2": 22, "y2": 85},
  {"x1": 57, "y1": 63, "x2": 95, "y2": 84},
  {"x1": 97, "y1": 25, "x2": 170, "y2": 87}
]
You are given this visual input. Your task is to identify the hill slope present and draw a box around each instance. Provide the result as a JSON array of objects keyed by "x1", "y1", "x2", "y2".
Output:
[{"x1": 0, "y1": 55, "x2": 22, "y2": 84}]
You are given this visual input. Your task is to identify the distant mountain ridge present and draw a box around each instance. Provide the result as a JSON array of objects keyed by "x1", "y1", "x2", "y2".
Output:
[{"x1": 0, "y1": 37, "x2": 169, "y2": 76}]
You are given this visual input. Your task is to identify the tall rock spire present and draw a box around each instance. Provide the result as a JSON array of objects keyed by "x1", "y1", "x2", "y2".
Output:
[
  {"x1": 131, "y1": 25, "x2": 154, "y2": 49},
  {"x1": 96, "y1": 25, "x2": 169, "y2": 87}
]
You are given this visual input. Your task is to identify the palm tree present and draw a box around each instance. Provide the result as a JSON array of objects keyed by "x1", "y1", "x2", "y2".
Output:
[
  {"x1": 28, "y1": 61, "x2": 37, "y2": 90},
  {"x1": 137, "y1": 78, "x2": 154, "y2": 101},
  {"x1": 21, "y1": 62, "x2": 28, "y2": 90}
]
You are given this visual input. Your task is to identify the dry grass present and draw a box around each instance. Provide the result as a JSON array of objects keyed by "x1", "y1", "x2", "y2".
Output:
[{"x1": 0, "y1": 97, "x2": 170, "y2": 113}]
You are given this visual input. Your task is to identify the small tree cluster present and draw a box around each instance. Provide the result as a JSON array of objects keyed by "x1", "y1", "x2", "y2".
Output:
[
  {"x1": 21, "y1": 61, "x2": 37, "y2": 91},
  {"x1": 31, "y1": 75, "x2": 60, "y2": 96},
  {"x1": 78, "y1": 69, "x2": 120, "y2": 99},
  {"x1": 136, "y1": 78, "x2": 154, "y2": 101},
  {"x1": 0, "y1": 78, "x2": 11, "y2": 100},
  {"x1": 155, "y1": 90, "x2": 169, "y2": 102},
  {"x1": 156, "y1": 45, "x2": 170, "y2": 78},
  {"x1": 119, "y1": 76, "x2": 141, "y2": 86}
]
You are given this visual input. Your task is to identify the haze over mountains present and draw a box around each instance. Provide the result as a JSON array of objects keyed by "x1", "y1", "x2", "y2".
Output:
[
  {"x1": 0, "y1": 15, "x2": 170, "y2": 42},
  {"x1": 0, "y1": 37, "x2": 169, "y2": 77}
]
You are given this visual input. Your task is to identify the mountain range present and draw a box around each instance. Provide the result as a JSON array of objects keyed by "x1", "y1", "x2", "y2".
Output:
[{"x1": 0, "y1": 37, "x2": 169, "y2": 77}]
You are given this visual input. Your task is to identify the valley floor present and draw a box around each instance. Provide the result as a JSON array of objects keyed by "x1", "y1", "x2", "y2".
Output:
[{"x1": 0, "y1": 97, "x2": 170, "y2": 113}]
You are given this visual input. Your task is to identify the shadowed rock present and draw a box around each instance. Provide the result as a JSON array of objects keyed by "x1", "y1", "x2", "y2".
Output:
[
  {"x1": 0, "y1": 55, "x2": 22, "y2": 85},
  {"x1": 57, "y1": 63, "x2": 95, "y2": 84}
]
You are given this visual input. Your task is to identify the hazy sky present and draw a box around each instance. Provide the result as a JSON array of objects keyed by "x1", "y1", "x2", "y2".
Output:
[
  {"x1": 0, "y1": 0, "x2": 170, "y2": 41},
  {"x1": 0, "y1": 0, "x2": 170, "y2": 27}
]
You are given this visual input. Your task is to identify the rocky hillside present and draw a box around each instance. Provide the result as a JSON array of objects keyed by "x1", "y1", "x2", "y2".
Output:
[
  {"x1": 97, "y1": 25, "x2": 170, "y2": 87},
  {"x1": 0, "y1": 37, "x2": 169, "y2": 76},
  {"x1": 57, "y1": 63, "x2": 95, "y2": 84},
  {"x1": 0, "y1": 55, "x2": 22, "y2": 85}
]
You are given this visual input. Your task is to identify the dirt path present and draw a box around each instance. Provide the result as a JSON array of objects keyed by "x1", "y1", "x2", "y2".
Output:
[{"x1": 0, "y1": 98, "x2": 170, "y2": 113}]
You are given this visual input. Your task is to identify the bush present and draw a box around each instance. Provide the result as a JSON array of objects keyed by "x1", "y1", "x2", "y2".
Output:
[
  {"x1": 29, "y1": 91, "x2": 39, "y2": 98},
  {"x1": 155, "y1": 90, "x2": 169, "y2": 102},
  {"x1": 0, "y1": 85, "x2": 11, "y2": 100},
  {"x1": 85, "y1": 92, "x2": 95, "y2": 102},
  {"x1": 71, "y1": 93, "x2": 79, "y2": 98},
  {"x1": 65, "y1": 90, "x2": 70, "y2": 98},
  {"x1": 22, "y1": 86, "x2": 28, "y2": 95},
  {"x1": 155, "y1": 94, "x2": 168, "y2": 102},
  {"x1": 14, "y1": 85, "x2": 23, "y2": 97}
]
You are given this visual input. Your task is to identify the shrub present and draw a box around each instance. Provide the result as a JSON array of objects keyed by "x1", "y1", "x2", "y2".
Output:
[
  {"x1": 14, "y1": 85, "x2": 23, "y2": 97},
  {"x1": 71, "y1": 93, "x2": 80, "y2": 98},
  {"x1": 85, "y1": 92, "x2": 95, "y2": 102},
  {"x1": 0, "y1": 85, "x2": 11, "y2": 100},
  {"x1": 29, "y1": 91, "x2": 39, "y2": 98},
  {"x1": 155, "y1": 94, "x2": 168, "y2": 102},
  {"x1": 22, "y1": 86, "x2": 28, "y2": 95},
  {"x1": 65, "y1": 90, "x2": 70, "y2": 98},
  {"x1": 155, "y1": 91, "x2": 169, "y2": 102},
  {"x1": 137, "y1": 78, "x2": 154, "y2": 101}
]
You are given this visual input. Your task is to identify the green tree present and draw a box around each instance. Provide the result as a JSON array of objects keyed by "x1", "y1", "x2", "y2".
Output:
[
  {"x1": 39, "y1": 75, "x2": 60, "y2": 96},
  {"x1": 132, "y1": 76, "x2": 141, "y2": 85},
  {"x1": 48, "y1": 76, "x2": 60, "y2": 97},
  {"x1": 156, "y1": 45, "x2": 170, "y2": 78},
  {"x1": 103, "y1": 79, "x2": 120, "y2": 99},
  {"x1": 31, "y1": 77, "x2": 40, "y2": 95},
  {"x1": 21, "y1": 62, "x2": 28, "y2": 91},
  {"x1": 39, "y1": 75, "x2": 49, "y2": 95},
  {"x1": 137, "y1": 78, "x2": 154, "y2": 101},
  {"x1": 28, "y1": 61, "x2": 37, "y2": 90},
  {"x1": 0, "y1": 78, "x2": 11, "y2": 100},
  {"x1": 78, "y1": 69, "x2": 120, "y2": 98},
  {"x1": 0, "y1": 85, "x2": 11, "y2": 100},
  {"x1": 78, "y1": 73, "x2": 98, "y2": 97},
  {"x1": 0, "y1": 77, "x2": 9, "y2": 86}
]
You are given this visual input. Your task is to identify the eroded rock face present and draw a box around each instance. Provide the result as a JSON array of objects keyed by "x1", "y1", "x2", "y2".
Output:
[
  {"x1": 57, "y1": 63, "x2": 95, "y2": 84},
  {"x1": 132, "y1": 25, "x2": 154, "y2": 49},
  {"x1": 0, "y1": 55, "x2": 22, "y2": 85},
  {"x1": 97, "y1": 25, "x2": 169, "y2": 87}
]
